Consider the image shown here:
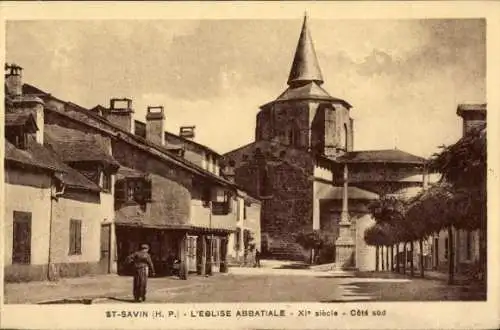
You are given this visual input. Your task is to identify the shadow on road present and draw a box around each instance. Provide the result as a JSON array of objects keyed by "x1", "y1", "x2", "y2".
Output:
[
  {"x1": 107, "y1": 297, "x2": 137, "y2": 303},
  {"x1": 273, "y1": 263, "x2": 311, "y2": 270}
]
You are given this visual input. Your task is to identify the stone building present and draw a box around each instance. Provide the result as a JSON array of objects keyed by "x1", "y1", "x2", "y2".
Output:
[
  {"x1": 4, "y1": 63, "x2": 261, "y2": 281},
  {"x1": 223, "y1": 16, "x2": 427, "y2": 270},
  {"x1": 4, "y1": 64, "x2": 119, "y2": 282}
]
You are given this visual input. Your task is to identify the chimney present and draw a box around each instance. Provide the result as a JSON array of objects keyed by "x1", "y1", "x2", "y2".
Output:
[
  {"x1": 146, "y1": 106, "x2": 165, "y2": 145},
  {"x1": 457, "y1": 104, "x2": 486, "y2": 136},
  {"x1": 5, "y1": 63, "x2": 23, "y2": 96},
  {"x1": 107, "y1": 98, "x2": 134, "y2": 132},
  {"x1": 180, "y1": 126, "x2": 195, "y2": 139}
]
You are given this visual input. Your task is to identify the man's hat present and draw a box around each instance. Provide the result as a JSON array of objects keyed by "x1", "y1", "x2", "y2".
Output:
[{"x1": 140, "y1": 244, "x2": 149, "y2": 250}]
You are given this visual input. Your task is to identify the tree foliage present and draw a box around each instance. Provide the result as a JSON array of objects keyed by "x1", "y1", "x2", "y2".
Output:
[
  {"x1": 365, "y1": 124, "x2": 487, "y2": 247},
  {"x1": 294, "y1": 230, "x2": 325, "y2": 250}
]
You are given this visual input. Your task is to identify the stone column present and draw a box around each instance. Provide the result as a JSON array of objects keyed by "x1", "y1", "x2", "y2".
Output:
[
  {"x1": 199, "y1": 235, "x2": 207, "y2": 276},
  {"x1": 110, "y1": 221, "x2": 117, "y2": 273},
  {"x1": 179, "y1": 233, "x2": 188, "y2": 280},
  {"x1": 335, "y1": 163, "x2": 355, "y2": 268},
  {"x1": 220, "y1": 237, "x2": 229, "y2": 273}
]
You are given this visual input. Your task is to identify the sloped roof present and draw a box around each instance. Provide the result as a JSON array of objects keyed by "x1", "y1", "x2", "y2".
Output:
[
  {"x1": 287, "y1": 15, "x2": 324, "y2": 86},
  {"x1": 317, "y1": 185, "x2": 379, "y2": 200},
  {"x1": 274, "y1": 82, "x2": 352, "y2": 108},
  {"x1": 5, "y1": 113, "x2": 38, "y2": 132},
  {"x1": 338, "y1": 149, "x2": 426, "y2": 165},
  {"x1": 44, "y1": 124, "x2": 120, "y2": 169},
  {"x1": 24, "y1": 83, "x2": 237, "y2": 189},
  {"x1": 5, "y1": 137, "x2": 101, "y2": 192},
  {"x1": 54, "y1": 162, "x2": 102, "y2": 192},
  {"x1": 5, "y1": 140, "x2": 61, "y2": 172},
  {"x1": 116, "y1": 166, "x2": 147, "y2": 180}
]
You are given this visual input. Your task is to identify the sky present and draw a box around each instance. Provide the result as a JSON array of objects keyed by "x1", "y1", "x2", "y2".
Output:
[{"x1": 6, "y1": 18, "x2": 485, "y2": 158}]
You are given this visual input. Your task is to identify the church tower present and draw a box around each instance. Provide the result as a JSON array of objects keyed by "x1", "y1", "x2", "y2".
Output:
[{"x1": 255, "y1": 14, "x2": 354, "y2": 158}]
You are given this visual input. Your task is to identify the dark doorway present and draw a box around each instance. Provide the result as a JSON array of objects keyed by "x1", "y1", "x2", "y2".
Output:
[{"x1": 99, "y1": 223, "x2": 111, "y2": 273}]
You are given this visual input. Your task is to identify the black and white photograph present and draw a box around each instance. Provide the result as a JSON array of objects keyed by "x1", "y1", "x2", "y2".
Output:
[{"x1": 1, "y1": 2, "x2": 498, "y2": 330}]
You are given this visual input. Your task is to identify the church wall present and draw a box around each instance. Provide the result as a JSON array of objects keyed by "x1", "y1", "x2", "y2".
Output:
[{"x1": 224, "y1": 141, "x2": 315, "y2": 260}]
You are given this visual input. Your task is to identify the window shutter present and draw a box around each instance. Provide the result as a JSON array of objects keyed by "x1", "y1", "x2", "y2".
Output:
[
  {"x1": 76, "y1": 220, "x2": 82, "y2": 254},
  {"x1": 13, "y1": 211, "x2": 31, "y2": 264},
  {"x1": 143, "y1": 178, "x2": 152, "y2": 202},
  {"x1": 114, "y1": 179, "x2": 126, "y2": 203}
]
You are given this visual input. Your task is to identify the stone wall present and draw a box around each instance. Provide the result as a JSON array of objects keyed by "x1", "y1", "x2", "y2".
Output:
[{"x1": 224, "y1": 141, "x2": 314, "y2": 261}]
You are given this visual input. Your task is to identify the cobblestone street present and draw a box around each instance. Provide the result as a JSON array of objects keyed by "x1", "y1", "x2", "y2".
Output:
[{"x1": 4, "y1": 261, "x2": 485, "y2": 304}]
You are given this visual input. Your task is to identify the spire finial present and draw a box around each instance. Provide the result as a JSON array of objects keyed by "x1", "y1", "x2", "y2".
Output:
[{"x1": 287, "y1": 14, "x2": 324, "y2": 87}]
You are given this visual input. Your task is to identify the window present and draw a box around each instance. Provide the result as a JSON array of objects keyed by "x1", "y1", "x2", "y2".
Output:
[
  {"x1": 69, "y1": 219, "x2": 82, "y2": 255},
  {"x1": 12, "y1": 211, "x2": 31, "y2": 264},
  {"x1": 243, "y1": 203, "x2": 247, "y2": 220},
  {"x1": 6, "y1": 130, "x2": 27, "y2": 149},
  {"x1": 115, "y1": 178, "x2": 152, "y2": 205},
  {"x1": 444, "y1": 237, "x2": 449, "y2": 260},
  {"x1": 202, "y1": 185, "x2": 211, "y2": 208},
  {"x1": 101, "y1": 171, "x2": 112, "y2": 192}
]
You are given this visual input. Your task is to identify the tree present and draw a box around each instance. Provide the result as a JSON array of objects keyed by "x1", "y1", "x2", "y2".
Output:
[{"x1": 294, "y1": 230, "x2": 325, "y2": 264}]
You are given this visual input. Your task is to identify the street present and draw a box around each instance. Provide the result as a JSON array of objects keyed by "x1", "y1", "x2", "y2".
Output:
[{"x1": 4, "y1": 261, "x2": 485, "y2": 304}]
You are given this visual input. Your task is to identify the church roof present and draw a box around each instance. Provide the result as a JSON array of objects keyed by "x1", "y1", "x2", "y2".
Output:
[
  {"x1": 317, "y1": 185, "x2": 379, "y2": 200},
  {"x1": 275, "y1": 81, "x2": 352, "y2": 108},
  {"x1": 287, "y1": 15, "x2": 324, "y2": 87},
  {"x1": 338, "y1": 149, "x2": 426, "y2": 165}
]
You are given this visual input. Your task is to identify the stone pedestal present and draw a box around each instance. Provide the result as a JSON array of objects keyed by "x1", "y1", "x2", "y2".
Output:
[{"x1": 335, "y1": 223, "x2": 355, "y2": 268}]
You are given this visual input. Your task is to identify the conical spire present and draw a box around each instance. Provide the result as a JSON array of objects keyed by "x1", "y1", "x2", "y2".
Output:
[{"x1": 287, "y1": 14, "x2": 324, "y2": 87}]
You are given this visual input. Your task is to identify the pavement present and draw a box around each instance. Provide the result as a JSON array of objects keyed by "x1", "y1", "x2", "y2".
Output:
[{"x1": 3, "y1": 260, "x2": 485, "y2": 304}]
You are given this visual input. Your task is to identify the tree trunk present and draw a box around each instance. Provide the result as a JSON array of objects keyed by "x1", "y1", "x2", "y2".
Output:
[
  {"x1": 419, "y1": 238, "x2": 425, "y2": 278},
  {"x1": 310, "y1": 248, "x2": 315, "y2": 265},
  {"x1": 381, "y1": 246, "x2": 385, "y2": 271},
  {"x1": 396, "y1": 244, "x2": 400, "y2": 273},
  {"x1": 448, "y1": 226, "x2": 455, "y2": 285},
  {"x1": 402, "y1": 242, "x2": 407, "y2": 275},
  {"x1": 390, "y1": 245, "x2": 394, "y2": 271},
  {"x1": 410, "y1": 241, "x2": 415, "y2": 277},
  {"x1": 375, "y1": 245, "x2": 379, "y2": 271},
  {"x1": 385, "y1": 245, "x2": 389, "y2": 271}
]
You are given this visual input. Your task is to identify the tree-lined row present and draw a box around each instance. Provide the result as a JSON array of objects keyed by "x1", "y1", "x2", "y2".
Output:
[{"x1": 364, "y1": 124, "x2": 486, "y2": 284}]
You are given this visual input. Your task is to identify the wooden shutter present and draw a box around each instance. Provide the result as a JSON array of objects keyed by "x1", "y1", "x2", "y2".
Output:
[
  {"x1": 70, "y1": 219, "x2": 82, "y2": 255},
  {"x1": 143, "y1": 178, "x2": 152, "y2": 202},
  {"x1": 114, "y1": 179, "x2": 127, "y2": 203},
  {"x1": 12, "y1": 211, "x2": 31, "y2": 264},
  {"x1": 75, "y1": 220, "x2": 82, "y2": 254}
]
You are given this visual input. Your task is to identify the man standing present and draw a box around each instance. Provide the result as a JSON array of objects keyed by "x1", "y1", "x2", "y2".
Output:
[
  {"x1": 126, "y1": 244, "x2": 155, "y2": 302},
  {"x1": 255, "y1": 249, "x2": 261, "y2": 268}
]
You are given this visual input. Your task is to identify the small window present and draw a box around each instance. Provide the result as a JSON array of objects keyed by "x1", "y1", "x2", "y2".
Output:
[
  {"x1": 12, "y1": 211, "x2": 32, "y2": 264},
  {"x1": 6, "y1": 130, "x2": 27, "y2": 149},
  {"x1": 201, "y1": 184, "x2": 211, "y2": 208},
  {"x1": 101, "y1": 172, "x2": 112, "y2": 192},
  {"x1": 243, "y1": 203, "x2": 247, "y2": 220},
  {"x1": 115, "y1": 178, "x2": 152, "y2": 205},
  {"x1": 69, "y1": 219, "x2": 82, "y2": 255}
]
